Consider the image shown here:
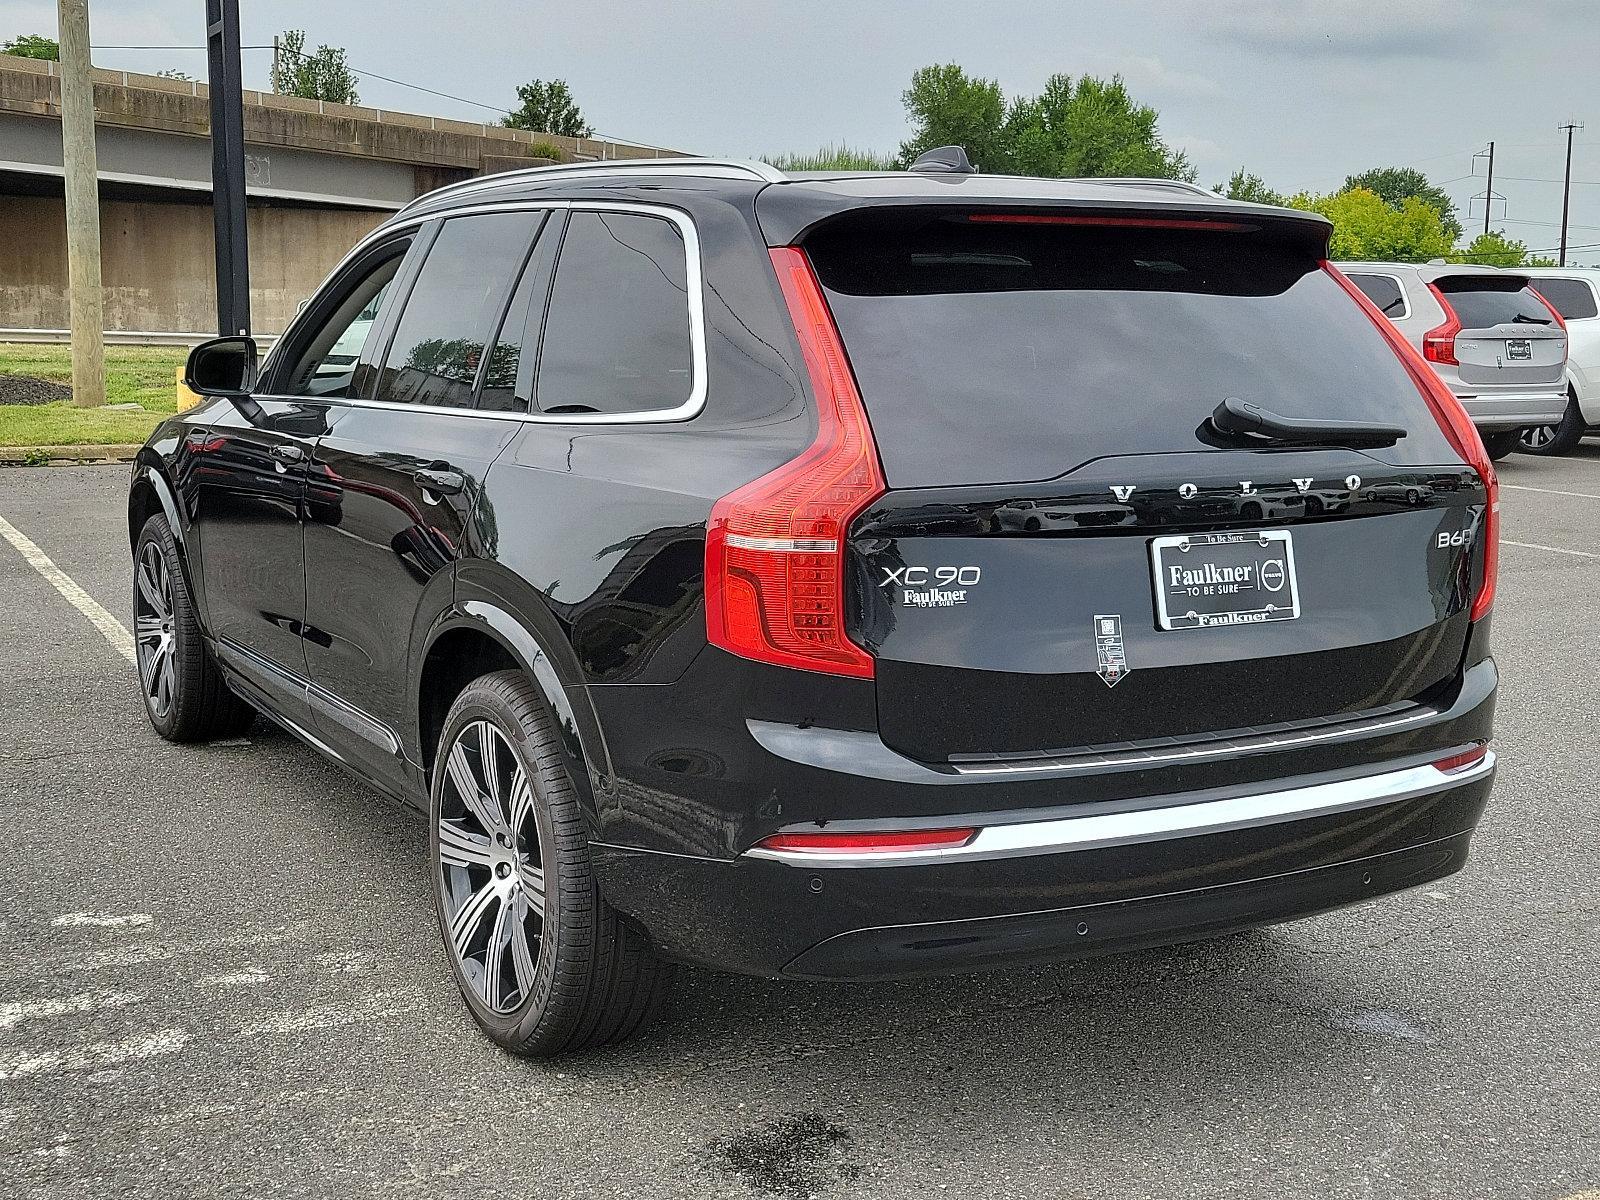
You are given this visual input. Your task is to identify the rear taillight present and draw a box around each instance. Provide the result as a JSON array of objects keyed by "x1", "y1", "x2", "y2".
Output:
[
  {"x1": 1422, "y1": 283, "x2": 1461, "y2": 365},
  {"x1": 703, "y1": 247, "x2": 886, "y2": 677},
  {"x1": 755, "y1": 828, "x2": 977, "y2": 855},
  {"x1": 1323, "y1": 262, "x2": 1497, "y2": 622}
]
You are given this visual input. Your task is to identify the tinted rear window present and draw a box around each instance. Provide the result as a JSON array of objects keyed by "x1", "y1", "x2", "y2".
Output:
[
  {"x1": 1434, "y1": 275, "x2": 1556, "y2": 329},
  {"x1": 1347, "y1": 273, "x2": 1406, "y2": 316},
  {"x1": 1531, "y1": 277, "x2": 1599, "y2": 321},
  {"x1": 807, "y1": 214, "x2": 1455, "y2": 486}
]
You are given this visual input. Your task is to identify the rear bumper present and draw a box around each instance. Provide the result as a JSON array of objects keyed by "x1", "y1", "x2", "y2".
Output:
[
  {"x1": 592, "y1": 751, "x2": 1495, "y2": 979},
  {"x1": 1456, "y1": 391, "x2": 1568, "y2": 429}
]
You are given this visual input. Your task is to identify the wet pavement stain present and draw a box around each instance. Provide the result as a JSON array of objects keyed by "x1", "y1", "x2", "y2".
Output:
[{"x1": 708, "y1": 1111, "x2": 857, "y2": 1197}]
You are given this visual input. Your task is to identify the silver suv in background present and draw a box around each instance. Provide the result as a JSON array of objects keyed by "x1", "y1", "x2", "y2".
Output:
[
  {"x1": 1340, "y1": 263, "x2": 1568, "y2": 459},
  {"x1": 1519, "y1": 267, "x2": 1600, "y2": 455}
]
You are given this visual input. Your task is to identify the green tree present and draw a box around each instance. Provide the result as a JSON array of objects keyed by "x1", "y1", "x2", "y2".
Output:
[
  {"x1": 1003, "y1": 74, "x2": 1194, "y2": 181},
  {"x1": 765, "y1": 144, "x2": 898, "y2": 171},
  {"x1": 1454, "y1": 230, "x2": 1529, "y2": 267},
  {"x1": 1287, "y1": 187, "x2": 1453, "y2": 262},
  {"x1": 270, "y1": 30, "x2": 360, "y2": 105},
  {"x1": 1342, "y1": 166, "x2": 1463, "y2": 243},
  {"x1": 503, "y1": 79, "x2": 592, "y2": 138},
  {"x1": 3, "y1": 34, "x2": 59, "y2": 60},
  {"x1": 898, "y1": 64, "x2": 1009, "y2": 171},
  {"x1": 1214, "y1": 168, "x2": 1285, "y2": 205},
  {"x1": 898, "y1": 64, "x2": 1192, "y2": 180}
]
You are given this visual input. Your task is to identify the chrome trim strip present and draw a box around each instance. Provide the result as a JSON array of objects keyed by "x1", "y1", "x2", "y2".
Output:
[
  {"x1": 724, "y1": 534, "x2": 837, "y2": 553},
  {"x1": 266, "y1": 199, "x2": 708, "y2": 426},
  {"x1": 951, "y1": 706, "x2": 1438, "y2": 776},
  {"x1": 744, "y1": 752, "x2": 1495, "y2": 868}
]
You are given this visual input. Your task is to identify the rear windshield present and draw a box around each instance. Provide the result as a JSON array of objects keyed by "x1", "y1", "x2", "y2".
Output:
[
  {"x1": 1434, "y1": 275, "x2": 1556, "y2": 329},
  {"x1": 807, "y1": 213, "x2": 1456, "y2": 486}
]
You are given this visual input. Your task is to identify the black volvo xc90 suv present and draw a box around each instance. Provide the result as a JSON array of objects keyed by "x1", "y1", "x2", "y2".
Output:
[{"x1": 131, "y1": 153, "x2": 1498, "y2": 1056}]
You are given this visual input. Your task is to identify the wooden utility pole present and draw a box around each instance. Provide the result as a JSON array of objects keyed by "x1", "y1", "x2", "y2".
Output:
[
  {"x1": 56, "y1": 0, "x2": 105, "y2": 408},
  {"x1": 1482, "y1": 142, "x2": 1494, "y2": 237}
]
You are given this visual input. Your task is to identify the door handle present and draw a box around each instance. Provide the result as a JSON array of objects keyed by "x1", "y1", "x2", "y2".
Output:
[
  {"x1": 270, "y1": 444, "x2": 305, "y2": 464},
  {"x1": 414, "y1": 467, "x2": 466, "y2": 499}
]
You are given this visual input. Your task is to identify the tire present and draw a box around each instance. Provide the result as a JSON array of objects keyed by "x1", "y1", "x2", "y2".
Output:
[
  {"x1": 133, "y1": 514, "x2": 254, "y2": 743},
  {"x1": 429, "y1": 670, "x2": 672, "y2": 1056},
  {"x1": 1517, "y1": 394, "x2": 1586, "y2": 457},
  {"x1": 1480, "y1": 431, "x2": 1521, "y2": 462}
]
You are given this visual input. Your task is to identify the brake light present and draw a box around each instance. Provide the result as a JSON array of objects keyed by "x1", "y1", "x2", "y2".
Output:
[
  {"x1": 1432, "y1": 744, "x2": 1488, "y2": 774},
  {"x1": 966, "y1": 213, "x2": 1255, "y2": 232},
  {"x1": 1422, "y1": 283, "x2": 1461, "y2": 365},
  {"x1": 755, "y1": 828, "x2": 977, "y2": 854},
  {"x1": 1323, "y1": 262, "x2": 1497, "y2": 621},
  {"x1": 703, "y1": 247, "x2": 886, "y2": 677}
]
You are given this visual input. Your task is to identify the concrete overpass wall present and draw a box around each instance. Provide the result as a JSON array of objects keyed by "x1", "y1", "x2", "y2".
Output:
[{"x1": 0, "y1": 195, "x2": 385, "y2": 334}]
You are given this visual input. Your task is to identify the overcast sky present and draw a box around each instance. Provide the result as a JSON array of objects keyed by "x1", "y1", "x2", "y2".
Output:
[{"x1": 5, "y1": 0, "x2": 1597, "y2": 261}]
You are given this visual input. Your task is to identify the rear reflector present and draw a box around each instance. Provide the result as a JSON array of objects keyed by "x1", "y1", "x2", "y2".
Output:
[
  {"x1": 703, "y1": 247, "x2": 886, "y2": 677},
  {"x1": 755, "y1": 828, "x2": 977, "y2": 854},
  {"x1": 1432, "y1": 744, "x2": 1489, "y2": 774},
  {"x1": 1323, "y1": 262, "x2": 1497, "y2": 622},
  {"x1": 966, "y1": 212, "x2": 1255, "y2": 232},
  {"x1": 1421, "y1": 283, "x2": 1461, "y2": 366}
]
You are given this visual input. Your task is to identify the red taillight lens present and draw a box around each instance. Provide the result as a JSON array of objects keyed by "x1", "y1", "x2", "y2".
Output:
[
  {"x1": 1422, "y1": 283, "x2": 1461, "y2": 365},
  {"x1": 703, "y1": 247, "x2": 886, "y2": 677},
  {"x1": 755, "y1": 828, "x2": 977, "y2": 854},
  {"x1": 1432, "y1": 744, "x2": 1488, "y2": 773},
  {"x1": 1323, "y1": 262, "x2": 1497, "y2": 621}
]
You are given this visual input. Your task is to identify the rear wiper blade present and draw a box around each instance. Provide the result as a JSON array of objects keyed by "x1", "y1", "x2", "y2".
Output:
[{"x1": 1210, "y1": 397, "x2": 1407, "y2": 449}]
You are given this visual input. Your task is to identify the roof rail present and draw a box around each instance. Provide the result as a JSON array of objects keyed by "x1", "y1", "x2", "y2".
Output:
[
  {"x1": 1072, "y1": 177, "x2": 1216, "y2": 197},
  {"x1": 399, "y1": 157, "x2": 787, "y2": 214}
]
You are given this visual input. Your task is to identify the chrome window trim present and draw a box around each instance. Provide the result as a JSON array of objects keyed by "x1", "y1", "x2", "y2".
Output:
[
  {"x1": 744, "y1": 752, "x2": 1495, "y2": 868},
  {"x1": 1345, "y1": 270, "x2": 1411, "y2": 320},
  {"x1": 266, "y1": 199, "x2": 708, "y2": 426}
]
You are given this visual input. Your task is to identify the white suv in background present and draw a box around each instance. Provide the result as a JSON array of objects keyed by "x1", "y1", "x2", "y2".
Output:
[
  {"x1": 1340, "y1": 262, "x2": 1569, "y2": 460},
  {"x1": 1520, "y1": 267, "x2": 1600, "y2": 455}
]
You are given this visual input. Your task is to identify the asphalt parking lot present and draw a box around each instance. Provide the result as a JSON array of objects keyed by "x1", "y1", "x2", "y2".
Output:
[{"x1": 1, "y1": 455, "x2": 1597, "y2": 1200}]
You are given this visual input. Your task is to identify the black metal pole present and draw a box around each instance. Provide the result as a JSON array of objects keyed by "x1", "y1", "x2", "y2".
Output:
[
  {"x1": 206, "y1": 0, "x2": 250, "y2": 336},
  {"x1": 1482, "y1": 141, "x2": 1493, "y2": 238}
]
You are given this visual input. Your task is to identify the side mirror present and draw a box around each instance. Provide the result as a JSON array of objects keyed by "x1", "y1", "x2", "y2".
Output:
[{"x1": 184, "y1": 336, "x2": 259, "y2": 398}]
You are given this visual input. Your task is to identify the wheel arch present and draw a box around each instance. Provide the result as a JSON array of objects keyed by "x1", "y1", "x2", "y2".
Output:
[
  {"x1": 414, "y1": 598, "x2": 611, "y2": 831},
  {"x1": 129, "y1": 460, "x2": 209, "y2": 632}
]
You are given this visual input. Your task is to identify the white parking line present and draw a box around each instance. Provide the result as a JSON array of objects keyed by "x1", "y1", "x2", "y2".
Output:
[
  {"x1": 0, "y1": 513, "x2": 134, "y2": 664},
  {"x1": 1502, "y1": 539, "x2": 1600, "y2": 560},
  {"x1": 1502, "y1": 483, "x2": 1600, "y2": 502}
]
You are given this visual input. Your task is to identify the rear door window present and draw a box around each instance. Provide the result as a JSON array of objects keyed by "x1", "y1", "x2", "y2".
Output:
[
  {"x1": 536, "y1": 211, "x2": 694, "y2": 415},
  {"x1": 373, "y1": 211, "x2": 541, "y2": 408},
  {"x1": 805, "y1": 213, "x2": 1456, "y2": 486},
  {"x1": 1433, "y1": 276, "x2": 1558, "y2": 330},
  {"x1": 1531, "y1": 277, "x2": 1599, "y2": 321},
  {"x1": 1347, "y1": 273, "x2": 1407, "y2": 316}
]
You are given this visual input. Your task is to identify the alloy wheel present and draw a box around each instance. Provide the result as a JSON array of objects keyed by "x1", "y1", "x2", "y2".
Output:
[
  {"x1": 1519, "y1": 424, "x2": 1556, "y2": 451},
  {"x1": 436, "y1": 720, "x2": 546, "y2": 1014},
  {"x1": 134, "y1": 541, "x2": 176, "y2": 719}
]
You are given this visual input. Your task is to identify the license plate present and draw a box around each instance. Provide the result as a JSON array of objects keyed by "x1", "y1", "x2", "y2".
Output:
[
  {"x1": 1507, "y1": 339, "x2": 1532, "y2": 361},
  {"x1": 1151, "y1": 529, "x2": 1300, "y2": 630}
]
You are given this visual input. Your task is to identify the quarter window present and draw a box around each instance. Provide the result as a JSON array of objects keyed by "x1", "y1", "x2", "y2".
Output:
[
  {"x1": 282, "y1": 245, "x2": 407, "y2": 398},
  {"x1": 536, "y1": 212, "x2": 693, "y2": 415},
  {"x1": 1532, "y1": 277, "x2": 1599, "y2": 321},
  {"x1": 374, "y1": 212, "x2": 541, "y2": 408}
]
